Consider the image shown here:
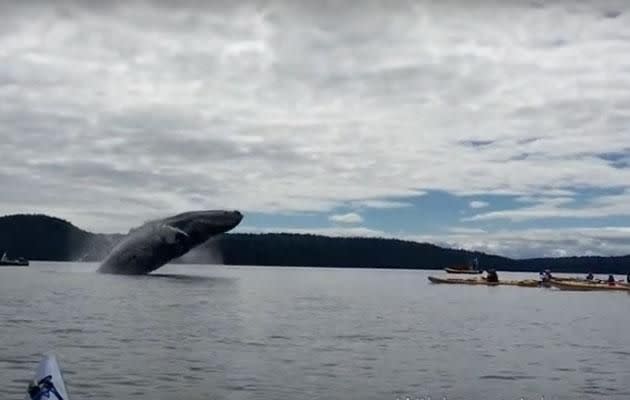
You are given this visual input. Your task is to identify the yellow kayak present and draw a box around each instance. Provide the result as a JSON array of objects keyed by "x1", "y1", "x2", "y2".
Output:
[
  {"x1": 551, "y1": 276, "x2": 605, "y2": 283},
  {"x1": 551, "y1": 276, "x2": 630, "y2": 286},
  {"x1": 428, "y1": 276, "x2": 540, "y2": 287},
  {"x1": 549, "y1": 276, "x2": 585, "y2": 282},
  {"x1": 549, "y1": 279, "x2": 630, "y2": 292}
]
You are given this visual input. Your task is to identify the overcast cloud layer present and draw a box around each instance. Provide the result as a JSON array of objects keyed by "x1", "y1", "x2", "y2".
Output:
[{"x1": 2, "y1": 1, "x2": 630, "y2": 257}]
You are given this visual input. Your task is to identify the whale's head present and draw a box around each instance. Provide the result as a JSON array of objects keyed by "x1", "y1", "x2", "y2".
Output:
[
  {"x1": 162, "y1": 210, "x2": 243, "y2": 248},
  {"x1": 97, "y1": 210, "x2": 243, "y2": 275}
]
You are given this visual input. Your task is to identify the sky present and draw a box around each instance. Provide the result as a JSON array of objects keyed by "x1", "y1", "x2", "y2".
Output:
[{"x1": 2, "y1": 1, "x2": 630, "y2": 259}]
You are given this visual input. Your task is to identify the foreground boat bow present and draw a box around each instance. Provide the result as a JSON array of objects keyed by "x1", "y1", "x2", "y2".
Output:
[{"x1": 26, "y1": 353, "x2": 69, "y2": 400}]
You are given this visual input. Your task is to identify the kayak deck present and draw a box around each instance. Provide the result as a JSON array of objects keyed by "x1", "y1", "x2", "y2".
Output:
[{"x1": 428, "y1": 276, "x2": 540, "y2": 287}]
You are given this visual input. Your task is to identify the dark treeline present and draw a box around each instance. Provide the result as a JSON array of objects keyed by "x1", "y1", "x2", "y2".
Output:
[
  {"x1": 218, "y1": 234, "x2": 630, "y2": 274},
  {"x1": 1, "y1": 214, "x2": 629, "y2": 274},
  {"x1": 0, "y1": 214, "x2": 120, "y2": 262},
  {"x1": 218, "y1": 233, "x2": 511, "y2": 270}
]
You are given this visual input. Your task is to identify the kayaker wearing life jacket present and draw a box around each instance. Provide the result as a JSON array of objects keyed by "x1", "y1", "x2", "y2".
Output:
[
  {"x1": 485, "y1": 269, "x2": 499, "y2": 283},
  {"x1": 607, "y1": 274, "x2": 616, "y2": 286},
  {"x1": 586, "y1": 272, "x2": 594, "y2": 281},
  {"x1": 538, "y1": 269, "x2": 552, "y2": 283}
]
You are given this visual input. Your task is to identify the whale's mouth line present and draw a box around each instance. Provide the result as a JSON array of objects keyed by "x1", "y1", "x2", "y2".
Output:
[{"x1": 97, "y1": 210, "x2": 243, "y2": 275}]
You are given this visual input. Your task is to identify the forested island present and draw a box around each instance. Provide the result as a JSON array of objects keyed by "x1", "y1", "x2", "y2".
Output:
[{"x1": 1, "y1": 214, "x2": 629, "y2": 274}]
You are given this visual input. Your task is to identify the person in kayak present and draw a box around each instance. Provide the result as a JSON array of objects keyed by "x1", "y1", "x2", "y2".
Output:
[
  {"x1": 485, "y1": 269, "x2": 499, "y2": 283},
  {"x1": 538, "y1": 270, "x2": 552, "y2": 282},
  {"x1": 472, "y1": 257, "x2": 480, "y2": 271},
  {"x1": 586, "y1": 272, "x2": 594, "y2": 281},
  {"x1": 607, "y1": 274, "x2": 616, "y2": 286}
]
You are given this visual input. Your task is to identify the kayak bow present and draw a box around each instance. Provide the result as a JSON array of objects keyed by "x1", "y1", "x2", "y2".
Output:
[{"x1": 25, "y1": 353, "x2": 69, "y2": 400}]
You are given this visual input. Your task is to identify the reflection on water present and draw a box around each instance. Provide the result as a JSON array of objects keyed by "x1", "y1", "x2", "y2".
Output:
[{"x1": 1, "y1": 263, "x2": 629, "y2": 400}]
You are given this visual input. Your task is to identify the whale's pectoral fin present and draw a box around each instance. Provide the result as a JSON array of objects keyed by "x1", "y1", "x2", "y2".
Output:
[{"x1": 162, "y1": 224, "x2": 190, "y2": 244}]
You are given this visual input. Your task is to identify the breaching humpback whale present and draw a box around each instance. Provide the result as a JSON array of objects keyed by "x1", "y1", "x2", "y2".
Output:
[{"x1": 98, "y1": 210, "x2": 243, "y2": 275}]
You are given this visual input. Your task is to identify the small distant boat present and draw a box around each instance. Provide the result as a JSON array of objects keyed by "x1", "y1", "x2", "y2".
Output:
[
  {"x1": 444, "y1": 267, "x2": 483, "y2": 274},
  {"x1": 445, "y1": 256, "x2": 483, "y2": 274},
  {"x1": 0, "y1": 251, "x2": 29, "y2": 266}
]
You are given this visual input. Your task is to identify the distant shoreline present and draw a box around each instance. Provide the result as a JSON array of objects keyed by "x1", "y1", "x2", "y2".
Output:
[
  {"x1": 22, "y1": 260, "x2": 628, "y2": 276},
  {"x1": 2, "y1": 214, "x2": 630, "y2": 275}
]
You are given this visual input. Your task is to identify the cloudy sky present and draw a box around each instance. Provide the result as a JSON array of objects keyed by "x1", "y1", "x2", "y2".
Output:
[{"x1": 2, "y1": 0, "x2": 630, "y2": 258}]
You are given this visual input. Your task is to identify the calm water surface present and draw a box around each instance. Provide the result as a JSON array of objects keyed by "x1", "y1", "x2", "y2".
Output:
[{"x1": 1, "y1": 262, "x2": 629, "y2": 400}]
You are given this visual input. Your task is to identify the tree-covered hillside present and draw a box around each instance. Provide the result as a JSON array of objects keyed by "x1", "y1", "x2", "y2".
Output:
[{"x1": 1, "y1": 214, "x2": 629, "y2": 274}]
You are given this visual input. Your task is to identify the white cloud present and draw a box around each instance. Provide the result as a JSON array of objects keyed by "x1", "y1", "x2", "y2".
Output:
[
  {"x1": 1, "y1": 2, "x2": 630, "y2": 234},
  {"x1": 469, "y1": 201, "x2": 489, "y2": 209},
  {"x1": 353, "y1": 199, "x2": 414, "y2": 209},
  {"x1": 448, "y1": 227, "x2": 487, "y2": 234},
  {"x1": 329, "y1": 212, "x2": 363, "y2": 225},
  {"x1": 466, "y1": 191, "x2": 630, "y2": 222},
  {"x1": 412, "y1": 226, "x2": 630, "y2": 259}
]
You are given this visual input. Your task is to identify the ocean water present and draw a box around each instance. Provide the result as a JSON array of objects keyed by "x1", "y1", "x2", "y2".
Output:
[{"x1": 1, "y1": 262, "x2": 629, "y2": 400}]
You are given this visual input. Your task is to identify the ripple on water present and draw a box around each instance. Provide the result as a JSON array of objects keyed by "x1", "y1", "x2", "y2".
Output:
[
  {"x1": 315, "y1": 344, "x2": 352, "y2": 353},
  {"x1": 68, "y1": 380, "x2": 105, "y2": 390},
  {"x1": 223, "y1": 383, "x2": 258, "y2": 392},
  {"x1": 582, "y1": 388, "x2": 614, "y2": 396},
  {"x1": 182, "y1": 375, "x2": 203, "y2": 383},
  {"x1": 216, "y1": 337, "x2": 242, "y2": 345},
  {"x1": 609, "y1": 350, "x2": 630, "y2": 356},
  {"x1": 5, "y1": 318, "x2": 33, "y2": 325},
  {"x1": 527, "y1": 361, "x2": 543, "y2": 367},
  {"x1": 69, "y1": 343, "x2": 110, "y2": 350},
  {"x1": 514, "y1": 343, "x2": 545, "y2": 350},
  {"x1": 332, "y1": 334, "x2": 395, "y2": 342},
  {"x1": 580, "y1": 366, "x2": 613, "y2": 375},
  {"x1": 245, "y1": 341, "x2": 268, "y2": 347},
  {"x1": 50, "y1": 328, "x2": 91, "y2": 335},
  {"x1": 269, "y1": 335, "x2": 291, "y2": 340},
  {"x1": 479, "y1": 374, "x2": 537, "y2": 381},
  {"x1": 0, "y1": 358, "x2": 33, "y2": 366}
]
